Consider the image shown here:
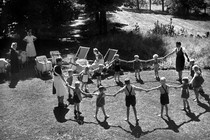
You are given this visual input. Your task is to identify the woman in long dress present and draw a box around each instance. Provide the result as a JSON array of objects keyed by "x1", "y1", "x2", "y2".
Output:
[
  {"x1": 10, "y1": 42, "x2": 19, "y2": 75},
  {"x1": 23, "y1": 29, "x2": 37, "y2": 60},
  {"x1": 166, "y1": 42, "x2": 190, "y2": 83}
]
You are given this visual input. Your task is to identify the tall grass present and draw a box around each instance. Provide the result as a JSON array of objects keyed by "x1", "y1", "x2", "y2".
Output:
[
  {"x1": 162, "y1": 36, "x2": 210, "y2": 69},
  {"x1": 89, "y1": 31, "x2": 166, "y2": 60}
]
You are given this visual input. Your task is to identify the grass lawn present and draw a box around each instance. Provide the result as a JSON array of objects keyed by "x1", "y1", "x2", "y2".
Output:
[{"x1": 0, "y1": 66, "x2": 210, "y2": 140}]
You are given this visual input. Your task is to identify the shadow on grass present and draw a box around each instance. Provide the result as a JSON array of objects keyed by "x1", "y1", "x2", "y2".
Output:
[
  {"x1": 53, "y1": 106, "x2": 69, "y2": 123},
  {"x1": 96, "y1": 117, "x2": 110, "y2": 129}
]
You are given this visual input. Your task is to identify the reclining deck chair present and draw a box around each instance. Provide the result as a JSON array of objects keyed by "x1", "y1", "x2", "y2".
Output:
[
  {"x1": 104, "y1": 49, "x2": 118, "y2": 64},
  {"x1": 69, "y1": 46, "x2": 90, "y2": 73},
  {"x1": 50, "y1": 51, "x2": 61, "y2": 65},
  {"x1": 75, "y1": 46, "x2": 90, "y2": 59}
]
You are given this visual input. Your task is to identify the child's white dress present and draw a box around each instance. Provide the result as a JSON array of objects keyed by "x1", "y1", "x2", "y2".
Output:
[{"x1": 24, "y1": 35, "x2": 37, "y2": 57}]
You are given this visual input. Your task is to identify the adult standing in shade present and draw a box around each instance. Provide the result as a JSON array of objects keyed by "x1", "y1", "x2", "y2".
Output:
[
  {"x1": 10, "y1": 42, "x2": 19, "y2": 75},
  {"x1": 167, "y1": 42, "x2": 190, "y2": 83},
  {"x1": 23, "y1": 29, "x2": 37, "y2": 61}
]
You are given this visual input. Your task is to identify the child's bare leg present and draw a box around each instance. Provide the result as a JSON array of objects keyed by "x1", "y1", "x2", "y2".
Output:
[
  {"x1": 102, "y1": 106, "x2": 109, "y2": 118},
  {"x1": 161, "y1": 105, "x2": 164, "y2": 117},
  {"x1": 81, "y1": 83, "x2": 84, "y2": 90},
  {"x1": 178, "y1": 71, "x2": 182, "y2": 80},
  {"x1": 132, "y1": 106, "x2": 139, "y2": 121},
  {"x1": 135, "y1": 70, "x2": 137, "y2": 78},
  {"x1": 94, "y1": 106, "x2": 99, "y2": 118},
  {"x1": 114, "y1": 73, "x2": 117, "y2": 82},
  {"x1": 126, "y1": 107, "x2": 130, "y2": 121},
  {"x1": 137, "y1": 70, "x2": 141, "y2": 79},
  {"x1": 183, "y1": 99, "x2": 186, "y2": 109},
  {"x1": 194, "y1": 88, "x2": 199, "y2": 102},
  {"x1": 98, "y1": 76, "x2": 101, "y2": 85},
  {"x1": 74, "y1": 103, "x2": 77, "y2": 116},
  {"x1": 165, "y1": 105, "x2": 168, "y2": 116},
  {"x1": 117, "y1": 72, "x2": 120, "y2": 81}
]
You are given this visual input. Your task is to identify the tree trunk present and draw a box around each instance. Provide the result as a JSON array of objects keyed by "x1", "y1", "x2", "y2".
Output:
[
  {"x1": 162, "y1": 0, "x2": 164, "y2": 12},
  {"x1": 95, "y1": 12, "x2": 100, "y2": 23},
  {"x1": 136, "y1": 0, "x2": 139, "y2": 10},
  {"x1": 100, "y1": 10, "x2": 107, "y2": 34},
  {"x1": 149, "y1": 0, "x2": 151, "y2": 11}
]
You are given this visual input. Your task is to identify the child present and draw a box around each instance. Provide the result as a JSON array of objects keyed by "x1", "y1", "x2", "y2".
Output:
[
  {"x1": 114, "y1": 78, "x2": 148, "y2": 122},
  {"x1": 190, "y1": 65, "x2": 204, "y2": 103},
  {"x1": 68, "y1": 81, "x2": 92, "y2": 119},
  {"x1": 108, "y1": 54, "x2": 127, "y2": 83},
  {"x1": 147, "y1": 77, "x2": 178, "y2": 118},
  {"x1": 175, "y1": 77, "x2": 191, "y2": 111},
  {"x1": 79, "y1": 66, "x2": 92, "y2": 92},
  {"x1": 145, "y1": 54, "x2": 167, "y2": 81},
  {"x1": 92, "y1": 86, "x2": 112, "y2": 119},
  {"x1": 189, "y1": 59, "x2": 202, "y2": 79},
  {"x1": 93, "y1": 64, "x2": 104, "y2": 87},
  {"x1": 127, "y1": 55, "x2": 146, "y2": 82},
  {"x1": 67, "y1": 69, "x2": 74, "y2": 104}
]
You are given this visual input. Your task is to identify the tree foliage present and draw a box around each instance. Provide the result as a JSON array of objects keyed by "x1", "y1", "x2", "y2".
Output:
[
  {"x1": 0, "y1": 0, "x2": 75, "y2": 38},
  {"x1": 168, "y1": 0, "x2": 206, "y2": 16}
]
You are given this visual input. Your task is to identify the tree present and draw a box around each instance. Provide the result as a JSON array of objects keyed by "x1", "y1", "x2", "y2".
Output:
[
  {"x1": 80, "y1": 0, "x2": 125, "y2": 34},
  {"x1": 149, "y1": 0, "x2": 151, "y2": 10},
  {"x1": 161, "y1": 0, "x2": 164, "y2": 11},
  {"x1": 136, "y1": 0, "x2": 140, "y2": 10},
  {"x1": 169, "y1": 0, "x2": 205, "y2": 16},
  {"x1": 0, "y1": 0, "x2": 75, "y2": 38}
]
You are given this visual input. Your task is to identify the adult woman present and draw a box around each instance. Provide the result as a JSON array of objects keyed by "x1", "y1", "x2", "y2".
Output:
[
  {"x1": 23, "y1": 29, "x2": 37, "y2": 59},
  {"x1": 53, "y1": 58, "x2": 68, "y2": 107},
  {"x1": 167, "y1": 42, "x2": 190, "y2": 83},
  {"x1": 10, "y1": 42, "x2": 19, "y2": 75},
  {"x1": 91, "y1": 48, "x2": 104, "y2": 69}
]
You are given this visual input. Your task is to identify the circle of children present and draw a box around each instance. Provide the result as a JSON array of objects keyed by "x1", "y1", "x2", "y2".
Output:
[
  {"x1": 1, "y1": 38, "x2": 205, "y2": 123},
  {"x1": 53, "y1": 41, "x2": 205, "y2": 123}
]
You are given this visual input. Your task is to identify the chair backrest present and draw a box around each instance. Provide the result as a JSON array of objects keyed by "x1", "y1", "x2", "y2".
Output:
[
  {"x1": 75, "y1": 46, "x2": 90, "y2": 59},
  {"x1": 35, "y1": 55, "x2": 47, "y2": 62},
  {"x1": 0, "y1": 58, "x2": 8, "y2": 68},
  {"x1": 104, "y1": 49, "x2": 118, "y2": 63},
  {"x1": 50, "y1": 51, "x2": 61, "y2": 57}
]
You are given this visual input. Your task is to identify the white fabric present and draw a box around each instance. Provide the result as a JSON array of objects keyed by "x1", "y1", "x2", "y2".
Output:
[
  {"x1": 24, "y1": 35, "x2": 37, "y2": 57},
  {"x1": 50, "y1": 51, "x2": 61, "y2": 65},
  {"x1": 35, "y1": 56, "x2": 52, "y2": 72},
  {"x1": 20, "y1": 51, "x2": 27, "y2": 63},
  {"x1": 90, "y1": 59, "x2": 104, "y2": 70},
  {"x1": 53, "y1": 76, "x2": 68, "y2": 97},
  {"x1": 0, "y1": 58, "x2": 8, "y2": 73}
]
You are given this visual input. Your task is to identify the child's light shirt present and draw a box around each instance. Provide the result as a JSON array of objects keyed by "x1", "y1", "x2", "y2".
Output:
[{"x1": 120, "y1": 85, "x2": 144, "y2": 96}]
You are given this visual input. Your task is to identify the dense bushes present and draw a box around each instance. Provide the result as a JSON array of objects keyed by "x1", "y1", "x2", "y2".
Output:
[{"x1": 89, "y1": 30, "x2": 166, "y2": 61}]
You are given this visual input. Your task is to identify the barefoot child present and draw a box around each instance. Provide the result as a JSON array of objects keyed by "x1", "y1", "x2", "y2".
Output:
[
  {"x1": 147, "y1": 77, "x2": 177, "y2": 118},
  {"x1": 68, "y1": 81, "x2": 92, "y2": 119},
  {"x1": 92, "y1": 86, "x2": 112, "y2": 119},
  {"x1": 67, "y1": 69, "x2": 74, "y2": 104},
  {"x1": 190, "y1": 65, "x2": 204, "y2": 103},
  {"x1": 114, "y1": 78, "x2": 148, "y2": 122},
  {"x1": 175, "y1": 77, "x2": 191, "y2": 112},
  {"x1": 108, "y1": 54, "x2": 127, "y2": 83},
  {"x1": 127, "y1": 55, "x2": 146, "y2": 82},
  {"x1": 93, "y1": 64, "x2": 105, "y2": 87},
  {"x1": 145, "y1": 54, "x2": 167, "y2": 81},
  {"x1": 79, "y1": 66, "x2": 92, "y2": 92}
]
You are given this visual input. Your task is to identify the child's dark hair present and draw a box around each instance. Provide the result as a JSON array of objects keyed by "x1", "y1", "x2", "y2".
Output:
[
  {"x1": 176, "y1": 42, "x2": 181, "y2": 46},
  {"x1": 124, "y1": 78, "x2": 130, "y2": 85},
  {"x1": 182, "y1": 77, "x2": 189, "y2": 83},
  {"x1": 56, "y1": 58, "x2": 62, "y2": 63}
]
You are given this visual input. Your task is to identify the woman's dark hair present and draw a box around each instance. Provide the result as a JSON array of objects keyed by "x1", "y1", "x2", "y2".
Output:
[
  {"x1": 176, "y1": 42, "x2": 181, "y2": 46},
  {"x1": 56, "y1": 58, "x2": 62, "y2": 63}
]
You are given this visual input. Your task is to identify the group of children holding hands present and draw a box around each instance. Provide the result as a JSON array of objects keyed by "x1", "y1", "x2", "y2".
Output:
[{"x1": 53, "y1": 43, "x2": 205, "y2": 123}]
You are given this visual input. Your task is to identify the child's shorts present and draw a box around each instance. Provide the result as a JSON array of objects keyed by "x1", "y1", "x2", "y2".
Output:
[{"x1": 125, "y1": 95, "x2": 136, "y2": 107}]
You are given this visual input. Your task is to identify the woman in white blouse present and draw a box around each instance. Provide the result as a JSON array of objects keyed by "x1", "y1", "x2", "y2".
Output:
[{"x1": 23, "y1": 29, "x2": 37, "y2": 59}]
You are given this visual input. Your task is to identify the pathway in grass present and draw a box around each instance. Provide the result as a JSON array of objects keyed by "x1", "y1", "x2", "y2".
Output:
[{"x1": 0, "y1": 69, "x2": 210, "y2": 140}]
